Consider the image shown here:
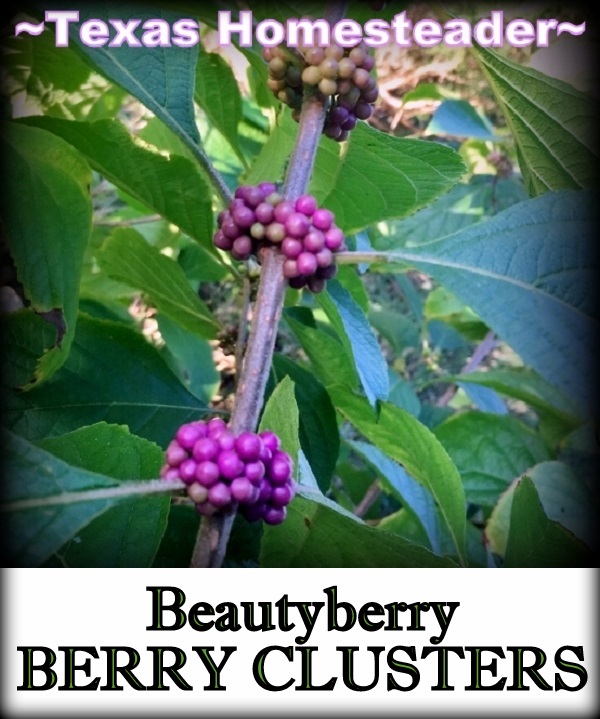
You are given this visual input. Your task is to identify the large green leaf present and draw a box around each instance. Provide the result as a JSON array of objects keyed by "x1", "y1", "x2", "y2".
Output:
[
  {"x1": 1, "y1": 430, "x2": 178, "y2": 567},
  {"x1": 195, "y1": 49, "x2": 242, "y2": 160},
  {"x1": 4, "y1": 314, "x2": 208, "y2": 446},
  {"x1": 383, "y1": 190, "x2": 597, "y2": 413},
  {"x1": 260, "y1": 487, "x2": 456, "y2": 568},
  {"x1": 98, "y1": 228, "x2": 218, "y2": 338},
  {"x1": 1, "y1": 122, "x2": 91, "y2": 387},
  {"x1": 247, "y1": 114, "x2": 466, "y2": 233},
  {"x1": 474, "y1": 45, "x2": 600, "y2": 195},
  {"x1": 316, "y1": 280, "x2": 388, "y2": 408},
  {"x1": 21, "y1": 116, "x2": 214, "y2": 247},
  {"x1": 330, "y1": 387, "x2": 467, "y2": 564},
  {"x1": 503, "y1": 476, "x2": 595, "y2": 567},
  {"x1": 486, "y1": 461, "x2": 598, "y2": 558},
  {"x1": 434, "y1": 412, "x2": 550, "y2": 507},
  {"x1": 37, "y1": 423, "x2": 170, "y2": 567},
  {"x1": 271, "y1": 355, "x2": 339, "y2": 492},
  {"x1": 59, "y1": 3, "x2": 200, "y2": 145}
]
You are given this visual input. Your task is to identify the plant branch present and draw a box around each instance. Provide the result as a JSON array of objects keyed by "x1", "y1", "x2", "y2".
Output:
[
  {"x1": 188, "y1": 142, "x2": 233, "y2": 206},
  {"x1": 191, "y1": 4, "x2": 349, "y2": 569}
]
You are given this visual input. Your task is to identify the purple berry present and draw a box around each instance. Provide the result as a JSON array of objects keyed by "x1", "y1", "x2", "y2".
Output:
[
  {"x1": 269, "y1": 458, "x2": 292, "y2": 485},
  {"x1": 207, "y1": 418, "x2": 227, "y2": 435},
  {"x1": 193, "y1": 437, "x2": 219, "y2": 462},
  {"x1": 230, "y1": 476, "x2": 255, "y2": 503},
  {"x1": 362, "y1": 54, "x2": 375, "y2": 71},
  {"x1": 303, "y1": 230, "x2": 325, "y2": 253},
  {"x1": 355, "y1": 101, "x2": 373, "y2": 120},
  {"x1": 315, "y1": 248, "x2": 333, "y2": 267},
  {"x1": 218, "y1": 450, "x2": 244, "y2": 480},
  {"x1": 316, "y1": 264, "x2": 338, "y2": 280},
  {"x1": 260, "y1": 431, "x2": 281, "y2": 453},
  {"x1": 263, "y1": 506, "x2": 287, "y2": 525},
  {"x1": 257, "y1": 478, "x2": 272, "y2": 503},
  {"x1": 179, "y1": 459, "x2": 198, "y2": 484},
  {"x1": 208, "y1": 482, "x2": 232, "y2": 507},
  {"x1": 176, "y1": 423, "x2": 206, "y2": 449},
  {"x1": 235, "y1": 185, "x2": 250, "y2": 200},
  {"x1": 221, "y1": 218, "x2": 241, "y2": 240},
  {"x1": 273, "y1": 200, "x2": 295, "y2": 224},
  {"x1": 232, "y1": 235, "x2": 253, "y2": 260},
  {"x1": 217, "y1": 431, "x2": 236, "y2": 452},
  {"x1": 259, "y1": 182, "x2": 277, "y2": 196},
  {"x1": 166, "y1": 441, "x2": 187, "y2": 466},
  {"x1": 161, "y1": 466, "x2": 181, "y2": 481},
  {"x1": 285, "y1": 212, "x2": 311, "y2": 238},
  {"x1": 195, "y1": 461, "x2": 220, "y2": 488},
  {"x1": 235, "y1": 432, "x2": 263, "y2": 462},
  {"x1": 295, "y1": 195, "x2": 317, "y2": 216},
  {"x1": 213, "y1": 230, "x2": 233, "y2": 251},
  {"x1": 244, "y1": 186, "x2": 265, "y2": 208},
  {"x1": 361, "y1": 87, "x2": 378, "y2": 103},
  {"x1": 245, "y1": 460, "x2": 265, "y2": 484},
  {"x1": 329, "y1": 106, "x2": 349, "y2": 125},
  {"x1": 270, "y1": 484, "x2": 293, "y2": 507},
  {"x1": 288, "y1": 276, "x2": 307, "y2": 290},
  {"x1": 296, "y1": 252, "x2": 318, "y2": 276},
  {"x1": 232, "y1": 205, "x2": 256, "y2": 229},
  {"x1": 324, "y1": 124, "x2": 342, "y2": 140},
  {"x1": 308, "y1": 277, "x2": 326, "y2": 293},
  {"x1": 312, "y1": 208, "x2": 334, "y2": 231},
  {"x1": 282, "y1": 237, "x2": 303, "y2": 259},
  {"x1": 324, "y1": 227, "x2": 344, "y2": 251},
  {"x1": 255, "y1": 202, "x2": 275, "y2": 224},
  {"x1": 342, "y1": 115, "x2": 357, "y2": 131}
]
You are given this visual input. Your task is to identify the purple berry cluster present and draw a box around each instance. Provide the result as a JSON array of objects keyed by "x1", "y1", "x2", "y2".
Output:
[
  {"x1": 160, "y1": 418, "x2": 296, "y2": 526},
  {"x1": 263, "y1": 42, "x2": 378, "y2": 143},
  {"x1": 213, "y1": 183, "x2": 345, "y2": 293}
]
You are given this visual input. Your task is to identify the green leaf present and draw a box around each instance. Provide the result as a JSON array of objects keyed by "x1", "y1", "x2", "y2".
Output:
[
  {"x1": 37, "y1": 423, "x2": 169, "y2": 567},
  {"x1": 4, "y1": 314, "x2": 208, "y2": 447},
  {"x1": 331, "y1": 387, "x2": 467, "y2": 564},
  {"x1": 486, "y1": 461, "x2": 598, "y2": 558},
  {"x1": 260, "y1": 488, "x2": 457, "y2": 568},
  {"x1": 21, "y1": 117, "x2": 214, "y2": 247},
  {"x1": 384, "y1": 190, "x2": 597, "y2": 414},
  {"x1": 259, "y1": 375, "x2": 300, "y2": 468},
  {"x1": 315, "y1": 123, "x2": 466, "y2": 233},
  {"x1": 284, "y1": 308, "x2": 358, "y2": 391},
  {"x1": 272, "y1": 355, "x2": 339, "y2": 492},
  {"x1": 246, "y1": 115, "x2": 466, "y2": 233},
  {"x1": 195, "y1": 49, "x2": 243, "y2": 161},
  {"x1": 427, "y1": 99, "x2": 498, "y2": 140},
  {"x1": 474, "y1": 45, "x2": 600, "y2": 195},
  {"x1": 0, "y1": 122, "x2": 92, "y2": 387},
  {"x1": 65, "y1": 5, "x2": 201, "y2": 146},
  {"x1": 317, "y1": 280, "x2": 388, "y2": 408},
  {"x1": 98, "y1": 228, "x2": 218, "y2": 338},
  {"x1": 348, "y1": 440, "x2": 440, "y2": 553},
  {"x1": 434, "y1": 412, "x2": 550, "y2": 507},
  {"x1": 503, "y1": 476, "x2": 595, "y2": 567}
]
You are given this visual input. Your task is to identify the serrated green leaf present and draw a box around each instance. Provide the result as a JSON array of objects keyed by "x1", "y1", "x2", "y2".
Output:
[
  {"x1": 384, "y1": 190, "x2": 597, "y2": 414},
  {"x1": 37, "y1": 423, "x2": 170, "y2": 567},
  {"x1": 21, "y1": 116, "x2": 214, "y2": 247},
  {"x1": 317, "y1": 280, "x2": 388, "y2": 408},
  {"x1": 1, "y1": 121, "x2": 91, "y2": 387},
  {"x1": 260, "y1": 487, "x2": 457, "y2": 567},
  {"x1": 503, "y1": 475, "x2": 595, "y2": 567},
  {"x1": 474, "y1": 45, "x2": 600, "y2": 195},
  {"x1": 63, "y1": 4, "x2": 201, "y2": 146},
  {"x1": 246, "y1": 115, "x2": 466, "y2": 233},
  {"x1": 98, "y1": 228, "x2": 218, "y2": 338},
  {"x1": 272, "y1": 355, "x2": 339, "y2": 492},
  {"x1": 4, "y1": 314, "x2": 208, "y2": 446},
  {"x1": 330, "y1": 386, "x2": 467, "y2": 564},
  {"x1": 195, "y1": 49, "x2": 243, "y2": 161},
  {"x1": 259, "y1": 375, "x2": 300, "y2": 468},
  {"x1": 434, "y1": 412, "x2": 550, "y2": 507}
]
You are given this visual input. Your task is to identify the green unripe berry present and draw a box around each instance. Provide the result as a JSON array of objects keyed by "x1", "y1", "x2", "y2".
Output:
[
  {"x1": 319, "y1": 58, "x2": 339, "y2": 79},
  {"x1": 268, "y1": 57, "x2": 287, "y2": 79},
  {"x1": 302, "y1": 65, "x2": 322, "y2": 86},
  {"x1": 318, "y1": 77, "x2": 338, "y2": 96}
]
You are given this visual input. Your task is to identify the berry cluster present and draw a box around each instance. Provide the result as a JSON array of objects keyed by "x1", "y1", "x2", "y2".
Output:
[
  {"x1": 263, "y1": 42, "x2": 377, "y2": 142},
  {"x1": 213, "y1": 183, "x2": 345, "y2": 292},
  {"x1": 160, "y1": 418, "x2": 295, "y2": 526}
]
